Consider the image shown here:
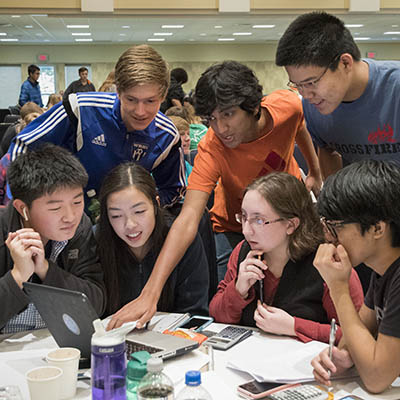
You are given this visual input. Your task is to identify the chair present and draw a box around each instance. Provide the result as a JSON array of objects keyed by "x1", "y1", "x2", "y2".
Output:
[
  {"x1": 8, "y1": 105, "x2": 21, "y2": 115},
  {"x1": 0, "y1": 109, "x2": 10, "y2": 123},
  {"x1": 3, "y1": 114, "x2": 20, "y2": 124},
  {"x1": 0, "y1": 123, "x2": 12, "y2": 142}
]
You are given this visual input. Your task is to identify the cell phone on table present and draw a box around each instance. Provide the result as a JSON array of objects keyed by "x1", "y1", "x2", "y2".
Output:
[
  {"x1": 237, "y1": 380, "x2": 299, "y2": 399},
  {"x1": 175, "y1": 315, "x2": 213, "y2": 332}
]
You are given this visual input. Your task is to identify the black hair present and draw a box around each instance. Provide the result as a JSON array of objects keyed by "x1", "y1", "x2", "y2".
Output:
[
  {"x1": 276, "y1": 11, "x2": 361, "y2": 69},
  {"x1": 28, "y1": 64, "x2": 40, "y2": 75},
  {"x1": 194, "y1": 61, "x2": 263, "y2": 119},
  {"x1": 78, "y1": 66, "x2": 88, "y2": 74},
  {"x1": 318, "y1": 160, "x2": 400, "y2": 247},
  {"x1": 97, "y1": 163, "x2": 174, "y2": 315},
  {"x1": 171, "y1": 67, "x2": 188, "y2": 84},
  {"x1": 7, "y1": 144, "x2": 88, "y2": 208}
]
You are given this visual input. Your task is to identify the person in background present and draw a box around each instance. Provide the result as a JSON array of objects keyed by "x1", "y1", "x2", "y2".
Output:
[
  {"x1": 98, "y1": 70, "x2": 116, "y2": 93},
  {"x1": 107, "y1": 60, "x2": 322, "y2": 329},
  {"x1": 311, "y1": 160, "x2": 400, "y2": 394},
  {"x1": 209, "y1": 172, "x2": 363, "y2": 343},
  {"x1": 97, "y1": 163, "x2": 208, "y2": 318},
  {"x1": 167, "y1": 115, "x2": 192, "y2": 183},
  {"x1": 0, "y1": 45, "x2": 185, "y2": 220},
  {"x1": 18, "y1": 64, "x2": 43, "y2": 108},
  {"x1": 0, "y1": 144, "x2": 106, "y2": 333},
  {"x1": 46, "y1": 93, "x2": 62, "y2": 110},
  {"x1": 160, "y1": 67, "x2": 188, "y2": 113},
  {"x1": 63, "y1": 66, "x2": 96, "y2": 100}
]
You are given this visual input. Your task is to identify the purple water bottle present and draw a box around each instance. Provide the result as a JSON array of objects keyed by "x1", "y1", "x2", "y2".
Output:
[{"x1": 91, "y1": 319, "x2": 127, "y2": 400}]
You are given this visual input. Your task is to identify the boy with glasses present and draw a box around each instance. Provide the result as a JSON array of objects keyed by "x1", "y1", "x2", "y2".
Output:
[
  {"x1": 276, "y1": 11, "x2": 400, "y2": 179},
  {"x1": 311, "y1": 160, "x2": 400, "y2": 393}
]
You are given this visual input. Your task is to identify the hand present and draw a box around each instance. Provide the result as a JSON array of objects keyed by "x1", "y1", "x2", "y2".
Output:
[
  {"x1": 6, "y1": 230, "x2": 36, "y2": 287},
  {"x1": 311, "y1": 346, "x2": 354, "y2": 386},
  {"x1": 254, "y1": 301, "x2": 295, "y2": 336},
  {"x1": 107, "y1": 289, "x2": 160, "y2": 330},
  {"x1": 313, "y1": 243, "x2": 353, "y2": 290},
  {"x1": 304, "y1": 170, "x2": 322, "y2": 197},
  {"x1": 235, "y1": 250, "x2": 267, "y2": 299}
]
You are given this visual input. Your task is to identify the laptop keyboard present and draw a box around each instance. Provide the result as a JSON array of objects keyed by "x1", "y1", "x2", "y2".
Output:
[{"x1": 126, "y1": 340, "x2": 163, "y2": 358}]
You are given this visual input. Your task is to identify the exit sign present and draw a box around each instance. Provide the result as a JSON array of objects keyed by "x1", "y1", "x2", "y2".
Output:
[{"x1": 37, "y1": 54, "x2": 49, "y2": 62}]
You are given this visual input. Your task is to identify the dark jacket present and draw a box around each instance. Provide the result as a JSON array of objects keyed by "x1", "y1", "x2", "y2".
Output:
[
  {"x1": 0, "y1": 203, "x2": 106, "y2": 330},
  {"x1": 63, "y1": 80, "x2": 96, "y2": 99}
]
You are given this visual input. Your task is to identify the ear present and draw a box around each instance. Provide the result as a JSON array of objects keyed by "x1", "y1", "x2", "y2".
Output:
[
  {"x1": 155, "y1": 195, "x2": 161, "y2": 207},
  {"x1": 13, "y1": 199, "x2": 29, "y2": 222},
  {"x1": 339, "y1": 53, "x2": 354, "y2": 71},
  {"x1": 373, "y1": 221, "x2": 387, "y2": 239},
  {"x1": 286, "y1": 217, "x2": 300, "y2": 235}
]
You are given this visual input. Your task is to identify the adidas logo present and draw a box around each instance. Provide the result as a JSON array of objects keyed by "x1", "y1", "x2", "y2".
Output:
[{"x1": 91, "y1": 134, "x2": 107, "y2": 147}]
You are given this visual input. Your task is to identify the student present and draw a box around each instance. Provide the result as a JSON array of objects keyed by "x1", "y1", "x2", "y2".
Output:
[
  {"x1": 0, "y1": 45, "x2": 185, "y2": 215},
  {"x1": 209, "y1": 172, "x2": 363, "y2": 343},
  {"x1": 311, "y1": 160, "x2": 400, "y2": 393},
  {"x1": 108, "y1": 60, "x2": 322, "y2": 328},
  {"x1": 0, "y1": 144, "x2": 106, "y2": 333},
  {"x1": 275, "y1": 11, "x2": 400, "y2": 179},
  {"x1": 160, "y1": 67, "x2": 188, "y2": 113},
  {"x1": 19, "y1": 64, "x2": 43, "y2": 108},
  {"x1": 97, "y1": 163, "x2": 209, "y2": 319},
  {"x1": 63, "y1": 66, "x2": 96, "y2": 99}
]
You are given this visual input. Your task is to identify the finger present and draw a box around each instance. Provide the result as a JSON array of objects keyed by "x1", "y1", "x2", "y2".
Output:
[
  {"x1": 136, "y1": 309, "x2": 154, "y2": 329},
  {"x1": 312, "y1": 369, "x2": 331, "y2": 387}
]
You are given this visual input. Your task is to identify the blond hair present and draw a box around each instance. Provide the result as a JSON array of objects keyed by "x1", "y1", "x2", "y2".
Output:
[
  {"x1": 115, "y1": 45, "x2": 169, "y2": 97},
  {"x1": 168, "y1": 116, "x2": 190, "y2": 135}
]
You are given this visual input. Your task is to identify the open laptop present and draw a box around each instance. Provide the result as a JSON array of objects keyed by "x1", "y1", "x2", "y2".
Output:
[{"x1": 23, "y1": 282, "x2": 198, "y2": 364}]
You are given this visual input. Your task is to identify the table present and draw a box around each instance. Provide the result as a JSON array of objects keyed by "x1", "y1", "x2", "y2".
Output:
[{"x1": 1, "y1": 324, "x2": 400, "y2": 400}]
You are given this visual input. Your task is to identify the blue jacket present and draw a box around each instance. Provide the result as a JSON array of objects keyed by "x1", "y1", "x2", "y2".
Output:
[
  {"x1": 18, "y1": 78, "x2": 43, "y2": 107},
  {"x1": 6, "y1": 92, "x2": 186, "y2": 207}
]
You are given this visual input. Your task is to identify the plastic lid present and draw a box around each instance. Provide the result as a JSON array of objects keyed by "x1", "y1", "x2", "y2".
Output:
[
  {"x1": 146, "y1": 357, "x2": 163, "y2": 372},
  {"x1": 127, "y1": 351, "x2": 151, "y2": 380},
  {"x1": 185, "y1": 370, "x2": 201, "y2": 386}
]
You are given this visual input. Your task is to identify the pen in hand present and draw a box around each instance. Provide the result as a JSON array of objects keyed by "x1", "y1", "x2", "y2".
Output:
[
  {"x1": 257, "y1": 254, "x2": 264, "y2": 304},
  {"x1": 328, "y1": 318, "x2": 337, "y2": 377}
]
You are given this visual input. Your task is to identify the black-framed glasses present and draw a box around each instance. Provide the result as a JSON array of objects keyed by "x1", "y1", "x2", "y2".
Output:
[
  {"x1": 235, "y1": 213, "x2": 284, "y2": 229},
  {"x1": 320, "y1": 217, "x2": 352, "y2": 240},
  {"x1": 287, "y1": 54, "x2": 341, "y2": 91}
]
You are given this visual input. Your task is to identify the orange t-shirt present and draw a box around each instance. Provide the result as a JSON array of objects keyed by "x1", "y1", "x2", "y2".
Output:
[{"x1": 188, "y1": 89, "x2": 303, "y2": 233}]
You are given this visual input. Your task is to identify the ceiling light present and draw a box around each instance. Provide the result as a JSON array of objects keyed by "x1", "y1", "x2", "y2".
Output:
[
  {"x1": 119, "y1": 33, "x2": 126, "y2": 36},
  {"x1": 218, "y1": 38, "x2": 235, "y2": 41},
  {"x1": 71, "y1": 32, "x2": 92, "y2": 36},
  {"x1": 354, "y1": 37, "x2": 370, "y2": 40},
  {"x1": 0, "y1": 33, "x2": 6, "y2": 36},
  {"x1": 75, "y1": 38, "x2": 93, "y2": 42},
  {"x1": 384, "y1": 31, "x2": 400, "y2": 35},
  {"x1": 345, "y1": 24, "x2": 364, "y2": 28},
  {"x1": 214, "y1": 25, "x2": 223, "y2": 28},
  {"x1": 11, "y1": 15, "x2": 20, "y2": 18},
  {"x1": 24, "y1": 25, "x2": 33, "y2": 28},
  {"x1": 154, "y1": 32, "x2": 173, "y2": 36},
  {"x1": 233, "y1": 32, "x2": 252, "y2": 36},
  {"x1": 67, "y1": 25, "x2": 89, "y2": 29},
  {"x1": 31, "y1": 14, "x2": 48, "y2": 17},
  {"x1": 161, "y1": 25, "x2": 184, "y2": 28},
  {"x1": 1, "y1": 38, "x2": 18, "y2": 41},
  {"x1": 189, "y1": 39, "x2": 195, "y2": 41},
  {"x1": 200, "y1": 33, "x2": 207, "y2": 36},
  {"x1": 392, "y1": 25, "x2": 399, "y2": 27},
  {"x1": 148, "y1": 38, "x2": 165, "y2": 41},
  {"x1": 252, "y1": 25, "x2": 275, "y2": 28},
  {"x1": 122, "y1": 25, "x2": 130, "y2": 28}
]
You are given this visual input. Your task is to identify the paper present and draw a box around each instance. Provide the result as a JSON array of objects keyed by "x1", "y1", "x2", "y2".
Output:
[
  {"x1": 148, "y1": 313, "x2": 190, "y2": 333},
  {"x1": 101, "y1": 316, "x2": 137, "y2": 332}
]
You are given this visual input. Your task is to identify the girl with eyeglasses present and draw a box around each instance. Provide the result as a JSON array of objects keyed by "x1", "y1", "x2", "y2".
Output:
[
  {"x1": 96, "y1": 163, "x2": 209, "y2": 325},
  {"x1": 209, "y1": 172, "x2": 363, "y2": 343}
]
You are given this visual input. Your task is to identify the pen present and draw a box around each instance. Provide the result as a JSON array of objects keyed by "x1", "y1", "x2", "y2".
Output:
[
  {"x1": 207, "y1": 343, "x2": 214, "y2": 371},
  {"x1": 328, "y1": 318, "x2": 337, "y2": 377},
  {"x1": 257, "y1": 255, "x2": 264, "y2": 304}
]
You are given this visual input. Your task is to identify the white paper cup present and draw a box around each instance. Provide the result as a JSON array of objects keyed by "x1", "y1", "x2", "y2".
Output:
[
  {"x1": 46, "y1": 347, "x2": 80, "y2": 399},
  {"x1": 26, "y1": 366, "x2": 62, "y2": 400}
]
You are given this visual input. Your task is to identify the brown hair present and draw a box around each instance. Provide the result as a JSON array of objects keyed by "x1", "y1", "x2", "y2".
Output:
[
  {"x1": 167, "y1": 115, "x2": 189, "y2": 135},
  {"x1": 246, "y1": 172, "x2": 323, "y2": 261},
  {"x1": 20, "y1": 102, "x2": 43, "y2": 119},
  {"x1": 98, "y1": 70, "x2": 116, "y2": 92},
  {"x1": 115, "y1": 45, "x2": 169, "y2": 97}
]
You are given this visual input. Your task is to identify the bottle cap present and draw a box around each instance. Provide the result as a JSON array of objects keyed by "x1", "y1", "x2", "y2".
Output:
[
  {"x1": 146, "y1": 357, "x2": 163, "y2": 372},
  {"x1": 185, "y1": 370, "x2": 201, "y2": 386},
  {"x1": 127, "y1": 351, "x2": 151, "y2": 380}
]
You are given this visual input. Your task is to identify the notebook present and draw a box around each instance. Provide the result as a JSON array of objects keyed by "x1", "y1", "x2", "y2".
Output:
[{"x1": 23, "y1": 282, "x2": 199, "y2": 363}]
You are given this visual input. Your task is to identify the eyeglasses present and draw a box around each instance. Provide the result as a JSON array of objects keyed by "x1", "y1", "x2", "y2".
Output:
[
  {"x1": 320, "y1": 217, "x2": 351, "y2": 240},
  {"x1": 235, "y1": 213, "x2": 284, "y2": 228},
  {"x1": 287, "y1": 54, "x2": 340, "y2": 91}
]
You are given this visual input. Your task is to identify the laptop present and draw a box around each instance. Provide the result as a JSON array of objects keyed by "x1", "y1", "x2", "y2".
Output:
[{"x1": 23, "y1": 282, "x2": 199, "y2": 364}]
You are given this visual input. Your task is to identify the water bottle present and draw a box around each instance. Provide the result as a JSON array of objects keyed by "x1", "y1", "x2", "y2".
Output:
[
  {"x1": 176, "y1": 371, "x2": 212, "y2": 400},
  {"x1": 91, "y1": 319, "x2": 127, "y2": 400},
  {"x1": 126, "y1": 351, "x2": 151, "y2": 399},
  {"x1": 137, "y1": 358, "x2": 174, "y2": 399}
]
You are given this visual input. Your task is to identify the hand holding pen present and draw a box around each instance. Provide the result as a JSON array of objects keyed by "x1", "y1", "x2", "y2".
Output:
[
  {"x1": 236, "y1": 250, "x2": 266, "y2": 299},
  {"x1": 328, "y1": 318, "x2": 337, "y2": 377}
]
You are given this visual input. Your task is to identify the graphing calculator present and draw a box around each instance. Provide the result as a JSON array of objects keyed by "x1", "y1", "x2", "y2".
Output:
[
  {"x1": 205, "y1": 325, "x2": 253, "y2": 350},
  {"x1": 265, "y1": 384, "x2": 330, "y2": 400}
]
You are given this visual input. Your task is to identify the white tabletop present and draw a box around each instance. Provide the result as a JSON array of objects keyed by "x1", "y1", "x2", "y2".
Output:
[{"x1": 1, "y1": 325, "x2": 399, "y2": 400}]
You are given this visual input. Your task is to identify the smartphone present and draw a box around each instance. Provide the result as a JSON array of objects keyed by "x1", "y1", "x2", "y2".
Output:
[
  {"x1": 175, "y1": 315, "x2": 213, "y2": 332},
  {"x1": 237, "y1": 380, "x2": 299, "y2": 399}
]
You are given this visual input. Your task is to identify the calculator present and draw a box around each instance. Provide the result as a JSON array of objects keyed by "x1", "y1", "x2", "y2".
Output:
[
  {"x1": 265, "y1": 384, "x2": 330, "y2": 400},
  {"x1": 205, "y1": 325, "x2": 253, "y2": 350}
]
